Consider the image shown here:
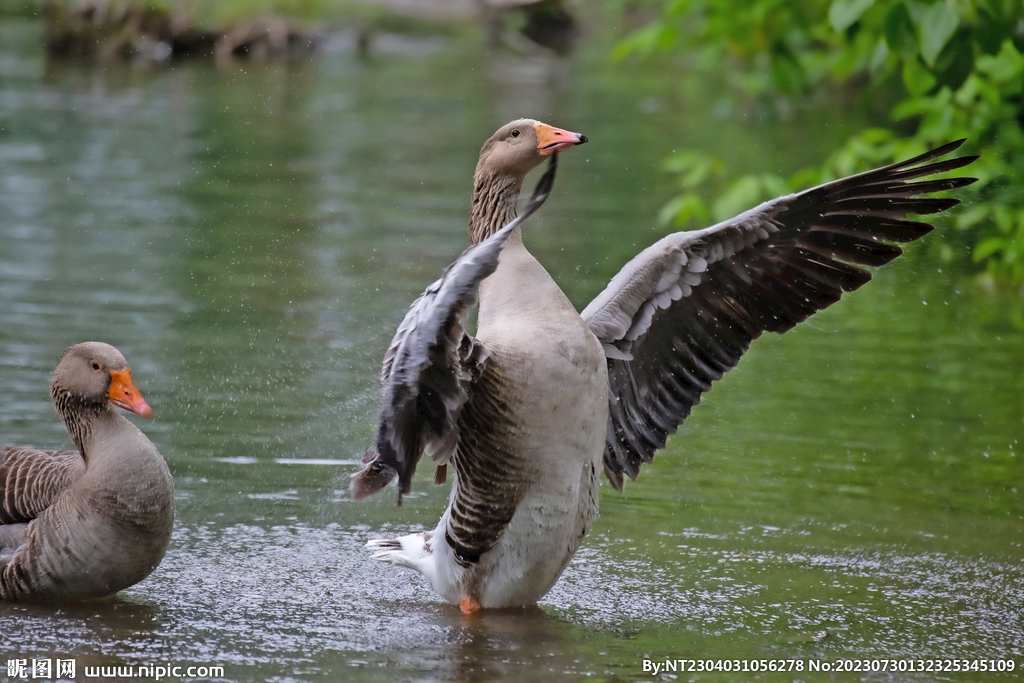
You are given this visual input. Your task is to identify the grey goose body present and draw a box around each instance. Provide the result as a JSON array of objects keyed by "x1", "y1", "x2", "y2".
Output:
[{"x1": 353, "y1": 121, "x2": 977, "y2": 612}]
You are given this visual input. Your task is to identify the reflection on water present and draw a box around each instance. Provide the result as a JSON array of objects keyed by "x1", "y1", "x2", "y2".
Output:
[{"x1": 1, "y1": 16, "x2": 1022, "y2": 683}]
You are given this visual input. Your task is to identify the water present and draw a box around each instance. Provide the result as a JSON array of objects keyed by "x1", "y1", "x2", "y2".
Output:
[{"x1": 2, "y1": 17, "x2": 1022, "y2": 682}]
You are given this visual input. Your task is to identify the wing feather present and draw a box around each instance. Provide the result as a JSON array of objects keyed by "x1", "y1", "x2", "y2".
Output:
[
  {"x1": 351, "y1": 155, "x2": 559, "y2": 503},
  {"x1": 582, "y1": 140, "x2": 978, "y2": 491},
  {"x1": 1, "y1": 447, "x2": 84, "y2": 524}
]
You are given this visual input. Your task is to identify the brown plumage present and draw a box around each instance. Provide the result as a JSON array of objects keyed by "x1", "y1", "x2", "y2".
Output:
[{"x1": 1, "y1": 342, "x2": 174, "y2": 602}]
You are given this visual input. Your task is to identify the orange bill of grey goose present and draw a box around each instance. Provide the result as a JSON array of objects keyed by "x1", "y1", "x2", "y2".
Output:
[
  {"x1": 351, "y1": 119, "x2": 977, "y2": 613},
  {"x1": 0, "y1": 342, "x2": 174, "y2": 602}
]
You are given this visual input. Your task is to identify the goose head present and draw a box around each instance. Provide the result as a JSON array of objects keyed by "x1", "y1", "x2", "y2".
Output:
[
  {"x1": 470, "y1": 119, "x2": 586, "y2": 243},
  {"x1": 51, "y1": 342, "x2": 153, "y2": 420},
  {"x1": 476, "y1": 119, "x2": 587, "y2": 179}
]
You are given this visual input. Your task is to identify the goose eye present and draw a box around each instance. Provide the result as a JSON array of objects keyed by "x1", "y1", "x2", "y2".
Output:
[
  {"x1": 511, "y1": 130, "x2": 520, "y2": 138},
  {"x1": 91, "y1": 361, "x2": 102, "y2": 371}
]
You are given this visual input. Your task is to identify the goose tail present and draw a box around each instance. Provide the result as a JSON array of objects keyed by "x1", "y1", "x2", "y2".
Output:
[{"x1": 367, "y1": 532, "x2": 432, "y2": 572}]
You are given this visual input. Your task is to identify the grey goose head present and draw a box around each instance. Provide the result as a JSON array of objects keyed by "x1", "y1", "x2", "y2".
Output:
[
  {"x1": 51, "y1": 341, "x2": 153, "y2": 420},
  {"x1": 476, "y1": 118, "x2": 587, "y2": 179},
  {"x1": 470, "y1": 119, "x2": 586, "y2": 244}
]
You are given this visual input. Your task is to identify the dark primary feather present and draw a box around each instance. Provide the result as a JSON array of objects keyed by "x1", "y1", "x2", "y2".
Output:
[
  {"x1": 581, "y1": 140, "x2": 978, "y2": 491},
  {"x1": 351, "y1": 154, "x2": 559, "y2": 503}
]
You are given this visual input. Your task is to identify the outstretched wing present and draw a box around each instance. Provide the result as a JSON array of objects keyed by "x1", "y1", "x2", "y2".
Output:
[
  {"x1": 581, "y1": 140, "x2": 978, "y2": 491},
  {"x1": 352, "y1": 154, "x2": 559, "y2": 503},
  {"x1": 0, "y1": 447, "x2": 84, "y2": 524}
]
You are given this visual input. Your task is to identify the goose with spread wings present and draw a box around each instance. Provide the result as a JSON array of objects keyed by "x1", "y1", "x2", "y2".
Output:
[{"x1": 352, "y1": 119, "x2": 977, "y2": 612}]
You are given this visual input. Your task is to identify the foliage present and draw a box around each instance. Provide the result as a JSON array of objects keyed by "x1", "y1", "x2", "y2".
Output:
[{"x1": 613, "y1": 0, "x2": 1024, "y2": 282}]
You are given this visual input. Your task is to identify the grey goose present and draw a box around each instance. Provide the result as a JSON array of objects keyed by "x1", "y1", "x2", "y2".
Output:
[
  {"x1": 352, "y1": 120, "x2": 977, "y2": 612},
  {"x1": 1, "y1": 342, "x2": 173, "y2": 601}
]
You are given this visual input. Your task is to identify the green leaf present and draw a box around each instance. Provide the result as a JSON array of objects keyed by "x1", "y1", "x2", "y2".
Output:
[
  {"x1": 829, "y1": 0, "x2": 876, "y2": 33},
  {"x1": 972, "y1": 237, "x2": 1006, "y2": 262},
  {"x1": 907, "y1": 0, "x2": 961, "y2": 68},
  {"x1": 612, "y1": 22, "x2": 678, "y2": 61},
  {"x1": 713, "y1": 176, "x2": 766, "y2": 222},
  {"x1": 664, "y1": 0, "x2": 693, "y2": 18},
  {"x1": 976, "y1": 39, "x2": 1024, "y2": 84},
  {"x1": 902, "y1": 56, "x2": 937, "y2": 96},
  {"x1": 869, "y1": 37, "x2": 890, "y2": 74},
  {"x1": 790, "y1": 167, "x2": 825, "y2": 189},
  {"x1": 770, "y1": 42, "x2": 805, "y2": 93},
  {"x1": 955, "y1": 205, "x2": 991, "y2": 230},
  {"x1": 761, "y1": 174, "x2": 791, "y2": 200},
  {"x1": 680, "y1": 163, "x2": 712, "y2": 190},
  {"x1": 659, "y1": 193, "x2": 709, "y2": 228},
  {"x1": 884, "y1": 3, "x2": 917, "y2": 59},
  {"x1": 953, "y1": 73, "x2": 981, "y2": 106},
  {"x1": 893, "y1": 94, "x2": 935, "y2": 119},
  {"x1": 994, "y1": 207, "x2": 1016, "y2": 233}
]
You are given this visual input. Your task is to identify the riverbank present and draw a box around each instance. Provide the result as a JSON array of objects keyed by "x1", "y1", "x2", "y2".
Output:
[{"x1": 15, "y1": 0, "x2": 580, "y2": 62}]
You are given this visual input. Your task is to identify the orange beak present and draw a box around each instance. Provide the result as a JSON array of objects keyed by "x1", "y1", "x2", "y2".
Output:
[
  {"x1": 535, "y1": 122, "x2": 587, "y2": 155},
  {"x1": 108, "y1": 368, "x2": 154, "y2": 419}
]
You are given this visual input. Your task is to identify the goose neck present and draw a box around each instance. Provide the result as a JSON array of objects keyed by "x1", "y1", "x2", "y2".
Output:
[
  {"x1": 469, "y1": 170, "x2": 523, "y2": 245},
  {"x1": 50, "y1": 384, "x2": 108, "y2": 456}
]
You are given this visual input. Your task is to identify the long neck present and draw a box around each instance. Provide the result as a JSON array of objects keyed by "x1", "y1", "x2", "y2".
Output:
[
  {"x1": 51, "y1": 383, "x2": 108, "y2": 456},
  {"x1": 469, "y1": 167, "x2": 523, "y2": 245}
]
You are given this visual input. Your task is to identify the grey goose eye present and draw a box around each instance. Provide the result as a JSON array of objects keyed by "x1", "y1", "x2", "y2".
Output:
[
  {"x1": 511, "y1": 129, "x2": 520, "y2": 138},
  {"x1": 90, "y1": 360, "x2": 102, "y2": 371}
]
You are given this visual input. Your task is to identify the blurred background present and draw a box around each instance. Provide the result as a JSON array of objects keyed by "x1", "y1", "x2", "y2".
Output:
[{"x1": 1, "y1": 2, "x2": 1022, "y2": 681}]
